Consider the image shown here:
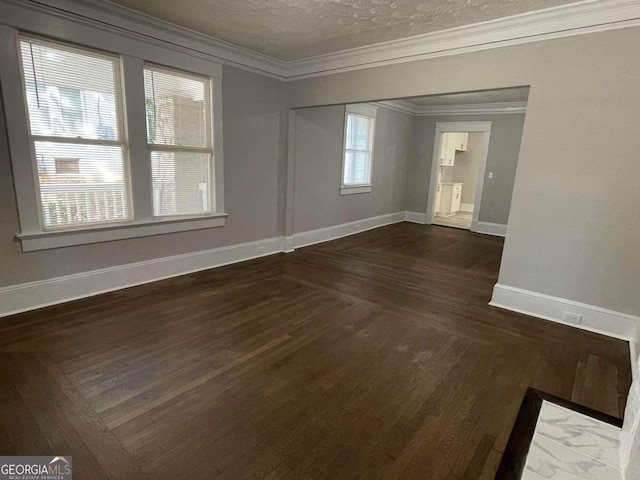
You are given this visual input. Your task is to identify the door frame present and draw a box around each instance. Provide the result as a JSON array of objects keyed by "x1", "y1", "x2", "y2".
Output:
[{"x1": 426, "y1": 121, "x2": 493, "y2": 232}]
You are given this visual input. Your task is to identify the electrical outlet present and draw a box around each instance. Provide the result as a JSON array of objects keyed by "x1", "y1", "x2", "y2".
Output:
[
  {"x1": 488, "y1": 172, "x2": 494, "y2": 179},
  {"x1": 563, "y1": 312, "x2": 582, "y2": 324}
]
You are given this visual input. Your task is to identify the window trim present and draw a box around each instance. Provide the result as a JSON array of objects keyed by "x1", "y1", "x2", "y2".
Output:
[
  {"x1": 144, "y1": 63, "x2": 216, "y2": 218},
  {"x1": 17, "y1": 35, "x2": 134, "y2": 231},
  {"x1": 0, "y1": 25, "x2": 226, "y2": 251},
  {"x1": 340, "y1": 104, "x2": 376, "y2": 196}
]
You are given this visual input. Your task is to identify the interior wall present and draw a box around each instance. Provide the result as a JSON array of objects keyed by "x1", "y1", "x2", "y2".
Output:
[
  {"x1": 451, "y1": 132, "x2": 483, "y2": 206},
  {"x1": 286, "y1": 27, "x2": 640, "y2": 317},
  {"x1": 0, "y1": 65, "x2": 286, "y2": 288},
  {"x1": 292, "y1": 104, "x2": 411, "y2": 233},
  {"x1": 406, "y1": 114, "x2": 525, "y2": 225}
]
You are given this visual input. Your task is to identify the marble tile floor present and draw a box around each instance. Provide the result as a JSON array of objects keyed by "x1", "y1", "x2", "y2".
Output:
[
  {"x1": 521, "y1": 401, "x2": 623, "y2": 480},
  {"x1": 433, "y1": 210, "x2": 473, "y2": 229}
]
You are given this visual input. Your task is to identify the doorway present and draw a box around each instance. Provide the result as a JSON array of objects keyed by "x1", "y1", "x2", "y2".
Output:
[{"x1": 426, "y1": 122, "x2": 492, "y2": 232}]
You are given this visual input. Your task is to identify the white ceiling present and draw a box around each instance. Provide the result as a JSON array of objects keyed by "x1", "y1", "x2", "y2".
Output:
[
  {"x1": 106, "y1": 0, "x2": 581, "y2": 61},
  {"x1": 405, "y1": 87, "x2": 529, "y2": 106}
]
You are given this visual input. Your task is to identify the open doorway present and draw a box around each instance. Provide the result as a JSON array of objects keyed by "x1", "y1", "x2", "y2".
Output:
[
  {"x1": 428, "y1": 122, "x2": 492, "y2": 232},
  {"x1": 284, "y1": 86, "x2": 528, "y2": 248}
]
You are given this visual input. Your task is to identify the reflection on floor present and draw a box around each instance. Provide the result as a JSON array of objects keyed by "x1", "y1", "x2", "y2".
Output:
[
  {"x1": 521, "y1": 401, "x2": 623, "y2": 480},
  {"x1": 433, "y1": 210, "x2": 472, "y2": 230}
]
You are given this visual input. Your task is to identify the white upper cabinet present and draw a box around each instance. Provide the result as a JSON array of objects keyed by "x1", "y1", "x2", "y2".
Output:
[
  {"x1": 439, "y1": 132, "x2": 468, "y2": 166},
  {"x1": 451, "y1": 132, "x2": 468, "y2": 152},
  {"x1": 439, "y1": 133, "x2": 456, "y2": 166}
]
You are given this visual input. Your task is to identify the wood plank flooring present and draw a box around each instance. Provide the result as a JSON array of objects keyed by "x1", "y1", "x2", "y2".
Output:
[
  {"x1": 433, "y1": 211, "x2": 473, "y2": 230},
  {"x1": 0, "y1": 223, "x2": 631, "y2": 480}
]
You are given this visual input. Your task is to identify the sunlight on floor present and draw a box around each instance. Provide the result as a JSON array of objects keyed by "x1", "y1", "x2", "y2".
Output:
[{"x1": 433, "y1": 211, "x2": 473, "y2": 230}]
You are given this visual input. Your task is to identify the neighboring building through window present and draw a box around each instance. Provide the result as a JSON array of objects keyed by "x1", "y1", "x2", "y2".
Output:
[
  {"x1": 341, "y1": 104, "x2": 376, "y2": 195},
  {"x1": 5, "y1": 31, "x2": 225, "y2": 251},
  {"x1": 19, "y1": 37, "x2": 129, "y2": 229},
  {"x1": 54, "y1": 158, "x2": 80, "y2": 175},
  {"x1": 144, "y1": 66, "x2": 214, "y2": 217}
]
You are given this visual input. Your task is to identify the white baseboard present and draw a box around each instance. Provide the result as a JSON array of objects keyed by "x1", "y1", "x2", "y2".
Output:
[
  {"x1": 490, "y1": 283, "x2": 639, "y2": 341},
  {"x1": 459, "y1": 203, "x2": 474, "y2": 213},
  {"x1": 292, "y1": 212, "x2": 406, "y2": 249},
  {"x1": 0, "y1": 212, "x2": 412, "y2": 317},
  {"x1": 473, "y1": 220, "x2": 507, "y2": 237},
  {"x1": 0, "y1": 236, "x2": 283, "y2": 318},
  {"x1": 282, "y1": 236, "x2": 295, "y2": 253},
  {"x1": 404, "y1": 211, "x2": 428, "y2": 224},
  {"x1": 0, "y1": 212, "x2": 411, "y2": 317}
]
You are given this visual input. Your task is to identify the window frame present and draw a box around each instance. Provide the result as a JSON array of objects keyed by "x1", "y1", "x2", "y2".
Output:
[
  {"x1": 340, "y1": 104, "x2": 377, "y2": 196},
  {"x1": 17, "y1": 35, "x2": 134, "y2": 231},
  {"x1": 143, "y1": 64, "x2": 216, "y2": 219},
  {"x1": 0, "y1": 25, "x2": 226, "y2": 252}
]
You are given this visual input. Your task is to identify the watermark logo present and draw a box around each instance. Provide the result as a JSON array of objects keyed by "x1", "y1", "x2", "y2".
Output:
[{"x1": 0, "y1": 456, "x2": 72, "y2": 480}]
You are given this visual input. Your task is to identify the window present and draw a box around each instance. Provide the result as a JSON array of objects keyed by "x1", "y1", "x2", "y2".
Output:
[
  {"x1": 144, "y1": 66, "x2": 213, "y2": 217},
  {"x1": 341, "y1": 104, "x2": 376, "y2": 195},
  {"x1": 19, "y1": 37, "x2": 130, "y2": 229},
  {"x1": 3, "y1": 29, "x2": 225, "y2": 251}
]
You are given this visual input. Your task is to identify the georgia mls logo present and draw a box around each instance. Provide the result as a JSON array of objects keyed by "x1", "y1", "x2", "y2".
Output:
[{"x1": 0, "y1": 456, "x2": 72, "y2": 479}]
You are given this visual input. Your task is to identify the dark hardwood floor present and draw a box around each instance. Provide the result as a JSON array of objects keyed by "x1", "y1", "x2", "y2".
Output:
[{"x1": 0, "y1": 223, "x2": 631, "y2": 479}]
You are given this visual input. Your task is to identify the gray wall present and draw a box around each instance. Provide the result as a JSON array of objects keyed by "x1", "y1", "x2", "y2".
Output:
[
  {"x1": 285, "y1": 26, "x2": 640, "y2": 317},
  {"x1": 292, "y1": 105, "x2": 411, "y2": 233},
  {"x1": 452, "y1": 132, "x2": 483, "y2": 205},
  {"x1": 0, "y1": 65, "x2": 286, "y2": 287},
  {"x1": 407, "y1": 114, "x2": 525, "y2": 225}
]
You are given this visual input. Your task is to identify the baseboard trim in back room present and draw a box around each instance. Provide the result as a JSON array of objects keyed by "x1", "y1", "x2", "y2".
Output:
[{"x1": 290, "y1": 212, "x2": 406, "y2": 249}]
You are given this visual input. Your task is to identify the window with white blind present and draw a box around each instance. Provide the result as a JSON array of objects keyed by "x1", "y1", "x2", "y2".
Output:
[
  {"x1": 144, "y1": 66, "x2": 214, "y2": 217},
  {"x1": 19, "y1": 37, "x2": 131, "y2": 229},
  {"x1": 2, "y1": 28, "x2": 225, "y2": 251},
  {"x1": 341, "y1": 104, "x2": 376, "y2": 195}
]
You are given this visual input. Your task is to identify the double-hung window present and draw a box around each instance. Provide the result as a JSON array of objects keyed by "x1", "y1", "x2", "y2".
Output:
[
  {"x1": 3, "y1": 29, "x2": 225, "y2": 251},
  {"x1": 19, "y1": 37, "x2": 131, "y2": 229},
  {"x1": 341, "y1": 104, "x2": 376, "y2": 195},
  {"x1": 144, "y1": 66, "x2": 214, "y2": 217}
]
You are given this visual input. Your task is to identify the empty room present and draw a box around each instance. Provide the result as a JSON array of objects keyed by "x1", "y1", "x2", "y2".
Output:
[{"x1": 0, "y1": 1, "x2": 639, "y2": 480}]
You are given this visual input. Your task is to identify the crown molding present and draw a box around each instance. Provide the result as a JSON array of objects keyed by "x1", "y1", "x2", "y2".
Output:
[
  {"x1": 0, "y1": 0, "x2": 288, "y2": 79},
  {"x1": 2, "y1": 0, "x2": 640, "y2": 81},
  {"x1": 369, "y1": 100, "x2": 418, "y2": 115},
  {"x1": 283, "y1": 0, "x2": 640, "y2": 80},
  {"x1": 417, "y1": 101, "x2": 528, "y2": 116},
  {"x1": 373, "y1": 100, "x2": 527, "y2": 116}
]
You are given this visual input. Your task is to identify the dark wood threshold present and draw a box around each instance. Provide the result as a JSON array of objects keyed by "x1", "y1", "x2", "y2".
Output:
[{"x1": 494, "y1": 388, "x2": 623, "y2": 480}]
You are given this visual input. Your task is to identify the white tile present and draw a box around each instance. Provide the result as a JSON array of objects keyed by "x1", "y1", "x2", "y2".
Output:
[
  {"x1": 524, "y1": 435, "x2": 623, "y2": 480},
  {"x1": 535, "y1": 401, "x2": 621, "y2": 467}
]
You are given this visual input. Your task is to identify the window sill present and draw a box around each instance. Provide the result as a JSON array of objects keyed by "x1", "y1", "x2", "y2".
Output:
[
  {"x1": 340, "y1": 185, "x2": 372, "y2": 195},
  {"x1": 17, "y1": 214, "x2": 228, "y2": 252}
]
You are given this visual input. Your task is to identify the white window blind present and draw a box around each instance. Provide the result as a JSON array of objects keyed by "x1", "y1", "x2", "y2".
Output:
[
  {"x1": 19, "y1": 36, "x2": 130, "y2": 229},
  {"x1": 343, "y1": 112, "x2": 374, "y2": 186},
  {"x1": 144, "y1": 66, "x2": 213, "y2": 217}
]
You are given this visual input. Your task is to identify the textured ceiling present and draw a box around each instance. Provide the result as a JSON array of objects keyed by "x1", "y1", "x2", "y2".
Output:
[
  {"x1": 406, "y1": 87, "x2": 529, "y2": 106},
  {"x1": 106, "y1": 0, "x2": 581, "y2": 61}
]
